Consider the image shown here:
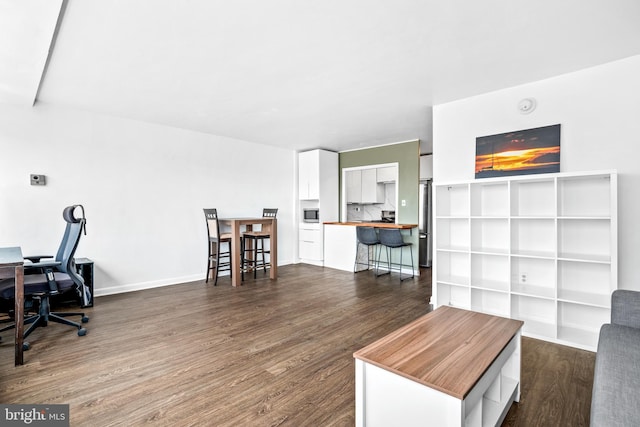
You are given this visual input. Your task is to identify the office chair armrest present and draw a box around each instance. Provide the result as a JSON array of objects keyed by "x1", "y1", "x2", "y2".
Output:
[
  {"x1": 24, "y1": 255, "x2": 54, "y2": 263},
  {"x1": 25, "y1": 260, "x2": 62, "y2": 270}
]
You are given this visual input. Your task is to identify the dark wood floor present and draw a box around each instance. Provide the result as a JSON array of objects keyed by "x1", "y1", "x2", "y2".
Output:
[{"x1": 0, "y1": 264, "x2": 594, "y2": 426}]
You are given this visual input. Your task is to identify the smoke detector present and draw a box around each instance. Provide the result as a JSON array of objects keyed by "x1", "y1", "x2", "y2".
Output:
[{"x1": 518, "y1": 98, "x2": 537, "y2": 114}]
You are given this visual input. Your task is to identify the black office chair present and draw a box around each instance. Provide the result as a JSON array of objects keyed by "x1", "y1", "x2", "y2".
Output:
[
  {"x1": 376, "y1": 228, "x2": 415, "y2": 281},
  {"x1": 0, "y1": 205, "x2": 90, "y2": 349},
  {"x1": 354, "y1": 226, "x2": 380, "y2": 273},
  {"x1": 204, "y1": 208, "x2": 232, "y2": 285},
  {"x1": 242, "y1": 208, "x2": 277, "y2": 280}
]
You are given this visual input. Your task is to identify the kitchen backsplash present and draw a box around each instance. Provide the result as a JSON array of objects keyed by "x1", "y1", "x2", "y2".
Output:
[{"x1": 347, "y1": 183, "x2": 396, "y2": 221}]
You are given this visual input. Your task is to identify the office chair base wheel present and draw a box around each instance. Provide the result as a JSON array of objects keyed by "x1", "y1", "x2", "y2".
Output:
[
  {"x1": 81, "y1": 316, "x2": 89, "y2": 323},
  {"x1": 78, "y1": 328, "x2": 87, "y2": 336},
  {"x1": 23, "y1": 342, "x2": 30, "y2": 351}
]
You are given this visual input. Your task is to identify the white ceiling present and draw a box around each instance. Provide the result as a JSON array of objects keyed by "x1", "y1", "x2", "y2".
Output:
[
  {"x1": 0, "y1": 0, "x2": 62, "y2": 105},
  {"x1": 3, "y1": 0, "x2": 640, "y2": 153}
]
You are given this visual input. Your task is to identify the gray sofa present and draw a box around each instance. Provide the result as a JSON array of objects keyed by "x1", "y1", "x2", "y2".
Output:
[{"x1": 590, "y1": 289, "x2": 640, "y2": 426}]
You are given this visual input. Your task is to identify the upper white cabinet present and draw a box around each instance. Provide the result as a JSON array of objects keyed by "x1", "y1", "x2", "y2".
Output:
[
  {"x1": 376, "y1": 166, "x2": 396, "y2": 183},
  {"x1": 346, "y1": 169, "x2": 384, "y2": 204},
  {"x1": 345, "y1": 170, "x2": 362, "y2": 204},
  {"x1": 432, "y1": 170, "x2": 617, "y2": 351},
  {"x1": 420, "y1": 154, "x2": 433, "y2": 180},
  {"x1": 299, "y1": 150, "x2": 321, "y2": 200},
  {"x1": 361, "y1": 169, "x2": 384, "y2": 203}
]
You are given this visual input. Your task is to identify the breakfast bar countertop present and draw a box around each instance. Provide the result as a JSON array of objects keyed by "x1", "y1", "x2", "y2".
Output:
[
  {"x1": 323, "y1": 221, "x2": 417, "y2": 229},
  {"x1": 323, "y1": 222, "x2": 417, "y2": 271}
]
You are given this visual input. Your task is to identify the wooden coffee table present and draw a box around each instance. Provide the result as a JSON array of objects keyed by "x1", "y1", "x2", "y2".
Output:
[{"x1": 354, "y1": 306, "x2": 524, "y2": 427}]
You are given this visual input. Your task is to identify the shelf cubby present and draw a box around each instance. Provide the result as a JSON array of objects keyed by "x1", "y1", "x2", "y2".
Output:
[
  {"x1": 510, "y1": 218, "x2": 555, "y2": 258},
  {"x1": 558, "y1": 219, "x2": 611, "y2": 262},
  {"x1": 471, "y1": 288, "x2": 510, "y2": 317},
  {"x1": 470, "y1": 218, "x2": 509, "y2": 254},
  {"x1": 510, "y1": 178, "x2": 555, "y2": 217},
  {"x1": 471, "y1": 253, "x2": 509, "y2": 292},
  {"x1": 437, "y1": 283, "x2": 470, "y2": 309},
  {"x1": 436, "y1": 184, "x2": 469, "y2": 217},
  {"x1": 470, "y1": 181, "x2": 509, "y2": 217},
  {"x1": 436, "y1": 250, "x2": 469, "y2": 286},
  {"x1": 557, "y1": 261, "x2": 612, "y2": 307},
  {"x1": 511, "y1": 295, "x2": 556, "y2": 340},
  {"x1": 436, "y1": 218, "x2": 469, "y2": 251},
  {"x1": 558, "y1": 302, "x2": 610, "y2": 349},
  {"x1": 510, "y1": 256, "x2": 556, "y2": 299},
  {"x1": 558, "y1": 173, "x2": 612, "y2": 217}
]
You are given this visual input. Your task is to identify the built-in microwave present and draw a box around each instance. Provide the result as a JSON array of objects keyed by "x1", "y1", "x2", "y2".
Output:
[{"x1": 303, "y1": 208, "x2": 320, "y2": 223}]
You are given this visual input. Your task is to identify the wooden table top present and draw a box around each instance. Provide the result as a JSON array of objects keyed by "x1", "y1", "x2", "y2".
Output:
[
  {"x1": 219, "y1": 217, "x2": 275, "y2": 222},
  {"x1": 324, "y1": 221, "x2": 417, "y2": 229},
  {"x1": 353, "y1": 306, "x2": 523, "y2": 399}
]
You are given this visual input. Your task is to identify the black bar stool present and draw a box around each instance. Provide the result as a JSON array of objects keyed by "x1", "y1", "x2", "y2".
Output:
[
  {"x1": 203, "y1": 208, "x2": 232, "y2": 285},
  {"x1": 376, "y1": 228, "x2": 414, "y2": 281},
  {"x1": 242, "y1": 208, "x2": 278, "y2": 280},
  {"x1": 354, "y1": 226, "x2": 380, "y2": 273}
]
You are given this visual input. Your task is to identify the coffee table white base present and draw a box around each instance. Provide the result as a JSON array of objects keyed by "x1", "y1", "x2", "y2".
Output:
[{"x1": 355, "y1": 332, "x2": 521, "y2": 427}]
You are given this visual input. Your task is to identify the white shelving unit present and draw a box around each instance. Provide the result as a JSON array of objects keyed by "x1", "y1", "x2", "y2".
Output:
[{"x1": 432, "y1": 170, "x2": 617, "y2": 351}]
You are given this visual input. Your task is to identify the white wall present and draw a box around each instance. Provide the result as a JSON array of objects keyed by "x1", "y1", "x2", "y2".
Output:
[
  {"x1": 0, "y1": 103, "x2": 296, "y2": 296},
  {"x1": 433, "y1": 55, "x2": 640, "y2": 291}
]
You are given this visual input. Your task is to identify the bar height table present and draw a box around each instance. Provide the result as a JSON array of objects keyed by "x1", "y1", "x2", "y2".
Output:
[
  {"x1": 218, "y1": 217, "x2": 277, "y2": 287},
  {"x1": 0, "y1": 247, "x2": 25, "y2": 365}
]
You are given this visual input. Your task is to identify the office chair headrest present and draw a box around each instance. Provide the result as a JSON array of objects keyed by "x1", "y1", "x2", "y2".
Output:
[{"x1": 63, "y1": 205, "x2": 87, "y2": 234}]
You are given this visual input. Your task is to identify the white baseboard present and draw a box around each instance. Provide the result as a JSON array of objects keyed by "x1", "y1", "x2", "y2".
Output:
[
  {"x1": 93, "y1": 260, "x2": 294, "y2": 298},
  {"x1": 93, "y1": 273, "x2": 205, "y2": 297},
  {"x1": 298, "y1": 259, "x2": 324, "y2": 267}
]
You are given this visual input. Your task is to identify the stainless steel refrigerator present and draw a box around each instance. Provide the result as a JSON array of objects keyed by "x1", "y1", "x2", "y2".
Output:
[{"x1": 418, "y1": 180, "x2": 432, "y2": 267}]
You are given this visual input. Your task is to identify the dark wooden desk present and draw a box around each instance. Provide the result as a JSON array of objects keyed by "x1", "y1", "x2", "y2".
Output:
[
  {"x1": 0, "y1": 247, "x2": 25, "y2": 365},
  {"x1": 218, "y1": 218, "x2": 277, "y2": 287}
]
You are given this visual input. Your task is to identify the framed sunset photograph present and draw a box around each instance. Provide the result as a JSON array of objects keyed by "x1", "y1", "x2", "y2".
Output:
[{"x1": 475, "y1": 124, "x2": 561, "y2": 178}]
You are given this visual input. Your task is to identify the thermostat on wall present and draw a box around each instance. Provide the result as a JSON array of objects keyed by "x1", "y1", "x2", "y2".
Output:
[{"x1": 30, "y1": 174, "x2": 46, "y2": 186}]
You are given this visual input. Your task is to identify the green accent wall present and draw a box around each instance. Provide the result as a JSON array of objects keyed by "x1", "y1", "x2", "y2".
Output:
[{"x1": 339, "y1": 140, "x2": 421, "y2": 269}]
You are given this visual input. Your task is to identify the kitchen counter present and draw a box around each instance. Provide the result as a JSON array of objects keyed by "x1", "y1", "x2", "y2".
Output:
[
  {"x1": 324, "y1": 221, "x2": 417, "y2": 229},
  {"x1": 323, "y1": 222, "x2": 418, "y2": 272}
]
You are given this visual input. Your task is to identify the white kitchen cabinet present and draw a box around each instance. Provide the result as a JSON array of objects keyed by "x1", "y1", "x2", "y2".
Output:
[
  {"x1": 298, "y1": 150, "x2": 321, "y2": 200},
  {"x1": 297, "y1": 149, "x2": 338, "y2": 264},
  {"x1": 432, "y1": 170, "x2": 617, "y2": 351},
  {"x1": 345, "y1": 170, "x2": 362, "y2": 204},
  {"x1": 376, "y1": 166, "x2": 396, "y2": 183},
  {"x1": 361, "y1": 169, "x2": 384, "y2": 203},
  {"x1": 299, "y1": 225, "x2": 323, "y2": 262},
  {"x1": 346, "y1": 169, "x2": 384, "y2": 204},
  {"x1": 419, "y1": 154, "x2": 433, "y2": 180}
]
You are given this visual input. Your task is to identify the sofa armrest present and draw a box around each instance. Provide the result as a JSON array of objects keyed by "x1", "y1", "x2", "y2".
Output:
[
  {"x1": 611, "y1": 289, "x2": 640, "y2": 329},
  {"x1": 591, "y1": 324, "x2": 640, "y2": 426}
]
